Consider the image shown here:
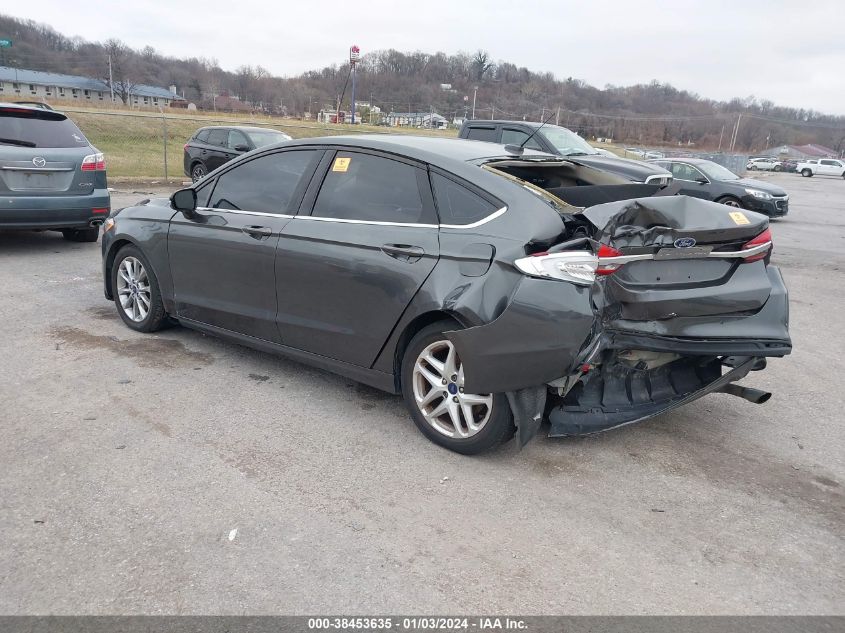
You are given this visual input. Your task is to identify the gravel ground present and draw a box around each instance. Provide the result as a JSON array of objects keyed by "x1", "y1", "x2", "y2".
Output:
[{"x1": 0, "y1": 173, "x2": 842, "y2": 614}]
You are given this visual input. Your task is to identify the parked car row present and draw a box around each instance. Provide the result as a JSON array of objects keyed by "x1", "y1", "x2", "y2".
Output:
[{"x1": 2, "y1": 105, "x2": 792, "y2": 455}]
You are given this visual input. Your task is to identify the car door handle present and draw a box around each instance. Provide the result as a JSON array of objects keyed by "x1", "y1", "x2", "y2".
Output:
[
  {"x1": 242, "y1": 225, "x2": 272, "y2": 239},
  {"x1": 381, "y1": 244, "x2": 425, "y2": 262}
]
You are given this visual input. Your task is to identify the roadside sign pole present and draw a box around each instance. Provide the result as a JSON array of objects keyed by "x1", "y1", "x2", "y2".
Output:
[{"x1": 349, "y1": 45, "x2": 360, "y2": 125}]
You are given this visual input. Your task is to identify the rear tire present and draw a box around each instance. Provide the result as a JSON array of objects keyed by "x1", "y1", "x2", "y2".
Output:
[
  {"x1": 191, "y1": 162, "x2": 207, "y2": 182},
  {"x1": 111, "y1": 245, "x2": 168, "y2": 333},
  {"x1": 801, "y1": 169, "x2": 812, "y2": 177},
  {"x1": 61, "y1": 227, "x2": 99, "y2": 243},
  {"x1": 773, "y1": 165, "x2": 782, "y2": 172},
  {"x1": 400, "y1": 321, "x2": 515, "y2": 455}
]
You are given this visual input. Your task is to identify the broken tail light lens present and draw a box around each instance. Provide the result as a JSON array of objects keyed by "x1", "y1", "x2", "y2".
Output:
[
  {"x1": 741, "y1": 228, "x2": 773, "y2": 263},
  {"x1": 596, "y1": 244, "x2": 623, "y2": 275},
  {"x1": 514, "y1": 251, "x2": 599, "y2": 285},
  {"x1": 81, "y1": 152, "x2": 106, "y2": 171}
]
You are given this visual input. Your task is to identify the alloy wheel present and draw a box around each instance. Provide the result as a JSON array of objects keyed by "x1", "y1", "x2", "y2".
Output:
[
  {"x1": 412, "y1": 340, "x2": 493, "y2": 439},
  {"x1": 722, "y1": 199, "x2": 741, "y2": 208},
  {"x1": 116, "y1": 256, "x2": 151, "y2": 322},
  {"x1": 192, "y1": 165, "x2": 206, "y2": 182}
]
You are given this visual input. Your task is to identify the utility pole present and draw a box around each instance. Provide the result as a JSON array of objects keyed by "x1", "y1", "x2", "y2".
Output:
[
  {"x1": 717, "y1": 124, "x2": 725, "y2": 151},
  {"x1": 108, "y1": 54, "x2": 115, "y2": 102},
  {"x1": 471, "y1": 86, "x2": 477, "y2": 119},
  {"x1": 556, "y1": 105, "x2": 560, "y2": 126}
]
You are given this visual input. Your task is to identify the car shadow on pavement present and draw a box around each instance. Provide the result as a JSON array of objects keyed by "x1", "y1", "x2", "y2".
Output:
[{"x1": 0, "y1": 229, "x2": 100, "y2": 253}]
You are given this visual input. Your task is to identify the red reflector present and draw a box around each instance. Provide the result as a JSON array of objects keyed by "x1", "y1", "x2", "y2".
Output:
[
  {"x1": 530, "y1": 251, "x2": 549, "y2": 257},
  {"x1": 580, "y1": 363, "x2": 592, "y2": 373},
  {"x1": 742, "y1": 227, "x2": 772, "y2": 263},
  {"x1": 596, "y1": 243, "x2": 623, "y2": 275},
  {"x1": 92, "y1": 208, "x2": 109, "y2": 214}
]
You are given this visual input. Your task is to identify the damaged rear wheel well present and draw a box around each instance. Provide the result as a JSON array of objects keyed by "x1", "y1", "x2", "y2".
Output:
[{"x1": 393, "y1": 311, "x2": 464, "y2": 391}]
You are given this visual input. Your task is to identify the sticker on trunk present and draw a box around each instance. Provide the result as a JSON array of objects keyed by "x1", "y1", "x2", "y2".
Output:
[
  {"x1": 332, "y1": 157, "x2": 351, "y2": 172},
  {"x1": 729, "y1": 211, "x2": 750, "y2": 225}
]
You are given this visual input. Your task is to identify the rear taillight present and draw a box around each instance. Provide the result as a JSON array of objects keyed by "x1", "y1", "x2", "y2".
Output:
[
  {"x1": 81, "y1": 152, "x2": 106, "y2": 171},
  {"x1": 596, "y1": 244, "x2": 623, "y2": 275},
  {"x1": 184, "y1": 144, "x2": 189, "y2": 151},
  {"x1": 741, "y1": 228, "x2": 773, "y2": 263}
]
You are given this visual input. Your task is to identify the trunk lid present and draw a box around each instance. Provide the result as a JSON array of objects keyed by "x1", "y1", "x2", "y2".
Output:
[{"x1": 582, "y1": 196, "x2": 772, "y2": 320}]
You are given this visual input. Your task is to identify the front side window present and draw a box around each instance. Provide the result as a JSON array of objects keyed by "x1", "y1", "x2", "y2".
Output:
[
  {"x1": 698, "y1": 161, "x2": 739, "y2": 181},
  {"x1": 312, "y1": 153, "x2": 428, "y2": 224},
  {"x1": 227, "y1": 129, "x2": 249, "y2": 150},
  {"x1": 431, "y1": 173, "x2": 498, "y2": 225},
  {"x1": 670, "y1": 163, "x2": 705, "y2": 181},
  {"x1": 208, "y1": 150, "x2": 319, "y2": 214},
  {"x1": 501, "y1": 128, "x2": 544, "y2": 151}
]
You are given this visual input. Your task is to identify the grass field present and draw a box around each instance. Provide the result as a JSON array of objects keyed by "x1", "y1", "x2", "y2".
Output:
[{"x1": 58, "y1": 106, "x2": 456, "y2": 180}]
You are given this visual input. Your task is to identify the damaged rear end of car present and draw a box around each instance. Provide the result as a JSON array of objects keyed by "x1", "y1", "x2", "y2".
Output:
[{"x1": 445, "y1": 159, "x2": 791, "y2": 447}]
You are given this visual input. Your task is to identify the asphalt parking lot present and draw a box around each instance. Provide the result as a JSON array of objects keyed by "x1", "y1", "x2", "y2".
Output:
[{"x1": 1, "y1": 173, "x2": 843, "y2": 615}]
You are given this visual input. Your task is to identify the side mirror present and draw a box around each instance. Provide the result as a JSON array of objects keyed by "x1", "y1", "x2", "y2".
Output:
[
  {"x1": 695, "y1": 177, "x2": 708, "y2": 184},
  {"x1": 170, "y1": 188, "x2": 198, "y2": 217},
  {"x1": 234, "y1": 144, "x2": 250, "y2": 152}
]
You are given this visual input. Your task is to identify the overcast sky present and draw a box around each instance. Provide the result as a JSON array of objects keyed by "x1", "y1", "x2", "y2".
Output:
[{"x1": 6, "y1": 1, "x2": 845, "y2": 114}]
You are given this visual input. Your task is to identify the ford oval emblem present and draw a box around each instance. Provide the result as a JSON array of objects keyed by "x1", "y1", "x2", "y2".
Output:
[{"x1": 674, "y1": 237, "x2": 697, "y2": 248}]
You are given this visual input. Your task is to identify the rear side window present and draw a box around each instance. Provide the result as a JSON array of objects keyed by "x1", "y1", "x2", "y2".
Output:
[
  {"x1": 312, "y1": 153, "x2": 429, "y2": 224},
  {"x1": 465, "y1": 126, "x2": 497, "y2": 142},
  {"x1": 195, "y1": 129, "x2": 210, "y2": 143},
  {"x1": 0, "y1": 110, "x2": 89, "y2": 148},
  {"x1": 431, "y1": 173, "x2": 499, "y2": 226},
  {"x1": 207, "y1": 129, "x2": 228, "y2": 147},
  {"x1": 209, "y1": 150, "x2": 319, "y2": 213}
]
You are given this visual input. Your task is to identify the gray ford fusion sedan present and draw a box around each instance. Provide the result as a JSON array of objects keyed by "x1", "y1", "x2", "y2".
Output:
[{"x1": 101, "y1": 135, "x2": 790, "y2": 454}]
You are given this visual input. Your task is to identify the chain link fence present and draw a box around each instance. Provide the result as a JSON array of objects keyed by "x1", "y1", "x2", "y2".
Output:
[{"x1": 62, "y1": 108, "x2": 455, "y2": 181}]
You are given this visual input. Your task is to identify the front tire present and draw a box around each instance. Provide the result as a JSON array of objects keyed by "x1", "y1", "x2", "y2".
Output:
[
  {"x1": 773, "y1": 165, "x2": 782, "y2": 172},
  {"x1": 61, "y1": 227, "x2": 99, "y2": 242},
  {"x1": 111, "y1": 245, "x2": 168, "y2": 332},
  {"x1": 716, "y1": 196, "x2": 743, "y2": 208},
  {"x1": 801, "y1": 168, "x2": 813, "y2": 177},
  {"x1": 400, "y1": 322, "x2": 515, "y2": 455}
]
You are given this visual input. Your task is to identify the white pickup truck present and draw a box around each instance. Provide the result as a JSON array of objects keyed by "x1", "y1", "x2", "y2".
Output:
[{"x1": 797, "y1": 158, "x2": 845, "y2": 178}]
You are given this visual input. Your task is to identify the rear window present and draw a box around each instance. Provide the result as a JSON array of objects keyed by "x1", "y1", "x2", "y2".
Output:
[
  {"x1": 465, "y1": 126, "x2": 497, "y2": 142},
  {"x1": 0, "y1": 109, "x2": 89, "y2": 148},
  {"x1": 431, "y1": 173, "x2": 499, "y2": 226}
]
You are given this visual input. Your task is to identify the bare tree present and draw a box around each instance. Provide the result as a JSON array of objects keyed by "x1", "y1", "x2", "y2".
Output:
[
  {"x1": 472, "y1": 50, "x2": 493, "y2": 81},
  {"x1": 104, "y1": 38, "x2": 138, "y2": 104}
]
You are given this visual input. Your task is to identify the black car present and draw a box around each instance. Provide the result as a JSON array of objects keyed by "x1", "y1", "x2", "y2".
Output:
[
  {"x1": 0, "y1": 102, "x2": 110, "y2": 241},
  {"x1": 183, "y1": 126, "x2": 293, "y2": 182},
  {"x1": 102, "y1": 136, "x2": 790, "y2": 454},
  {"x1": 459, "y1": 120, "x2": 673, "y2": 185},
  {"x1": 650, "y1": 158, "x2": 789, "y2": 217}
]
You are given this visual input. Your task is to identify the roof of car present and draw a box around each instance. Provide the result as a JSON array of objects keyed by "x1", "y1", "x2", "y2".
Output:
[
  {"x1": 198, "y1": 125, "x2": 285, "y2": 132},
  {"x1": 651, "y1": 157, "x2": 712, "y2": 165},
  {"x1": 283, "y1": 134, "x2": 555, "y2": 164},
  {"x1": 464, "y1": 119, "x2": 552, "y2": 128}
]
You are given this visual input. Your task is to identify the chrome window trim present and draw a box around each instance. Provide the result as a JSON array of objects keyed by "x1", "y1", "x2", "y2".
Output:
[
  {"x1": 644, "y1": 174, "x2": 672, "y2": 185},
  {"x1": 196, "y1": 206, "x2": 294, "y2": 218},
  {"x1": 194, "y1": 205, "x2": 508, "y2": 229},
  {"x1": 440, "y1": 206, "x2": 507, "y2": 229}
]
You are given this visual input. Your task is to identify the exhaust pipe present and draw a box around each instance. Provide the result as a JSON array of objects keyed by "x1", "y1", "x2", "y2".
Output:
[
  {"x1": 717, "y1": 383, "x2": 772, "y2": 404},
  {"x1": 89, "y1": 219, "x2": 104, "y2": 227}
]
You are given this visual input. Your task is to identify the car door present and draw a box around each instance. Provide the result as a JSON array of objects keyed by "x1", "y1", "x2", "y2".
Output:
[
  {"x1": 168, "y1": 148, "x2": 323, "y2": 342},
  {"x1": 204, "y1": 128, "x2": 231, "y2": 171},
  {"x1": 275, "y1": 149, "x2": 440, "y2": 367},
  {"x1": 819, "y1": 159, "x2": 842, "y2": 176},
  {"x1": 668, "y1": 163, "x2": 713, "y2": 199}
]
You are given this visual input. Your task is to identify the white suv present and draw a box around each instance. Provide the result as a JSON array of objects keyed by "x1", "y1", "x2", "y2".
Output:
[
  {"x1": 797, "y1": 158, "x2": 845, "y2": 178},
  {"x1": 746, "y1": 157, "x2": 783, "y2": 171}
]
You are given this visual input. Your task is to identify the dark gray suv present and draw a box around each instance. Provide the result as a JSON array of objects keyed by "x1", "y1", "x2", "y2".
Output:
[{"x1": 0, "y1": 103, "x2": 110, "y2": 242}]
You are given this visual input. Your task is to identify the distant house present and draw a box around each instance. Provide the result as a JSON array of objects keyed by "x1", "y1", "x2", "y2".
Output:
[
  {"x1": 0, "y1": 66, "x2": 182, "y2": 107},
  {"x1": 759, "y1": 143, "x2": 838, "y2": 159},
  {"x1": 387, "y1": 111, "x2": 448, "y2": 129}
]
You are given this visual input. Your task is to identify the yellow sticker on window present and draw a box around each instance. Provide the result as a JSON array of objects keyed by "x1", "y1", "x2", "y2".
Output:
[
  {"x1": 729, "y1": 211, "x2": 750, "y2": 225},
  {"x1": 332, "y1": 157, "x2": 351, "y2": 172}
]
